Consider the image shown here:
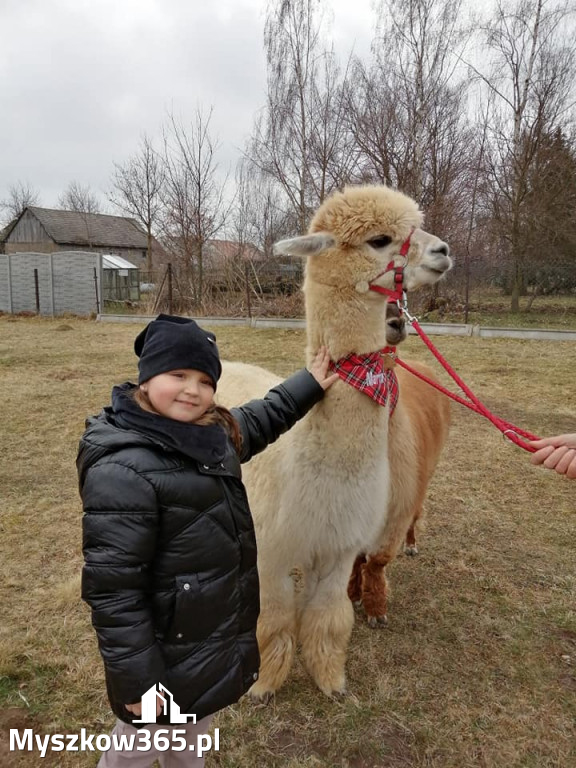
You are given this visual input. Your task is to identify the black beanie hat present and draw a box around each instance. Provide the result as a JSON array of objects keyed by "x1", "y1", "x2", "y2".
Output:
[{"x1": 134, "y1": 314, "x2": 222, "y2": 388}]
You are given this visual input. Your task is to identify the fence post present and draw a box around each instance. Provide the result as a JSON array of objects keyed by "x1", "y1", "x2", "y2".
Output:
[
  {"x1": 244, "y1": 262, "x2": 252, "y2": 319},
  {"x1": 34, "y1": 268, "x2": 40, "y2": 314},
  {"x1": 93, "y1": 267, "x2": 100, "y2": 314},
  {"x1": 168, "y1": 263, "x2": 173, "y2": 315},
  {"x1": 48, "y1": 253, "x2": 55, "y2": 316},
  {"x1": 7, "y1": 253, "x2": 13, "y2": 313},
  {"x1": 152, "y1": 266, "x2": 169, "y2": 314}
]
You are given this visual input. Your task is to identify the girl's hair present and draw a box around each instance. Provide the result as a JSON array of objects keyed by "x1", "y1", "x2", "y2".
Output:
[{"x1": 133, "y1": 388, "x2": 243, "y2": 454}]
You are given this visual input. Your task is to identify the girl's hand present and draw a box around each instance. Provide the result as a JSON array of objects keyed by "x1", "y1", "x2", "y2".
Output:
[
  {"x1": 308, "y1": 346, "x2": 339, "y2": 391},
  {"x1": 529, "y1": 433, "x2": 576, "y2": 479},
  {"x1": 125, "y1": 694, "x2": 164, "y2": 718}
]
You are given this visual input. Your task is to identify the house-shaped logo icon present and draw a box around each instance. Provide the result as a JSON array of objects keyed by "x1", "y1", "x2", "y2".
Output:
[{"x1": 132, "y1": 683, "x2": 197, "y2": 724}]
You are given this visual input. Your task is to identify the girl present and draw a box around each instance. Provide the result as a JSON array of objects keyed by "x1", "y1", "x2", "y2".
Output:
[{"x1": 78, "y1": 314, "x2": 337, "y2": 767}]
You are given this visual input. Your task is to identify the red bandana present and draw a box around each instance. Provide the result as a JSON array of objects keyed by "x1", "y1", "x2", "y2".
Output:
[{"x1": 329, "y1": 350, "x2": 399, "y2": 413}]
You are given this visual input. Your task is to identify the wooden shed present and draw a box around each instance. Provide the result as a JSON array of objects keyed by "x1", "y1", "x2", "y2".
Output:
[{"x1": 1, "y1": 207, "x2": 155, "y2": 268}]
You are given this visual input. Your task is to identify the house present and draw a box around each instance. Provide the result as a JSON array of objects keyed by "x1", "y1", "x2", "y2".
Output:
[
  {"x1": 203, "y1": 239, "x2": 264, "y2": 272},
  {"x1": 202, "y1": 239, "x2": 302, "y2": 293},
  {"x1": 196, "y1": 239, "x2": 302, "y2": 292},
  {"x1": 0, "y1": 206, "x2": 162, "y2": 268},
  {"x1": 157, "y1": 236, "x2": 303, "y2": 295}
]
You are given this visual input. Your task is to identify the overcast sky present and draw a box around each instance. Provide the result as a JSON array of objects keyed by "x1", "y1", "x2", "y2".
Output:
[{"x1": 0, "y1": 0, "x2": 375, "y2": 215}]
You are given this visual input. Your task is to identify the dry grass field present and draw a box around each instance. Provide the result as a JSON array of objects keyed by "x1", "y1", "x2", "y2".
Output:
[
  {"x1": 0, "y1": 315, "x2": 574, "y2": 768},
  {"x1": 419, "y1": 289, "x2": 576, "y2": 329}
]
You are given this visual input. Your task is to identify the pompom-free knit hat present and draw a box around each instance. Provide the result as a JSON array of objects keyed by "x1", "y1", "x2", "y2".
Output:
[{"x1": 134, "y1": 314, "x2": 222, "y2": 388}]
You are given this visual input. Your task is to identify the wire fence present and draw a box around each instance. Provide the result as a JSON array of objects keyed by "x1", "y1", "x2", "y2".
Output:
[
  {"x1": 101, "y1": 257, "x2": 576, "y2": 329},
  {"x1": 107, "y1": 259, "x2": 305, "y2": 319}
]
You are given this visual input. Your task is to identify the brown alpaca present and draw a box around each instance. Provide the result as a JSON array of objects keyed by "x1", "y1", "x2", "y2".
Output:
[{"x1": 348, "y1": 308, "x2": 451, "y2": 625}]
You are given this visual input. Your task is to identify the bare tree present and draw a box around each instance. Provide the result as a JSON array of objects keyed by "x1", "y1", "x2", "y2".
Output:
[
  {"x1": 0, "y1": 181, "x2": 41, "y2": 224},
  {"x1": 57, "y1": 181, "x2": 102, "y2": 213},
  {"x1": 234, "y1": 159, "x2": 296, "y2": 258},
  {"x1": 162, "y1": 108, "x2": 230, "y2": 310},
  {"x1": 110, "y1": 135, "x2": 165, "y2": 271},
  {"x1": 471, "y1": 0, "x2": 576, "y2": 311},
  {"x1": 248, "y1": 0, "x2": 351, "y2": 233},
  {"x1": 308, "y1": 49, "x2": 357, "y2": 196},
  {"x1": 347, "y1": 0, "x2": 471, "y2": 224},
  {"x1": 342, "y1": 0, "x2": 473, "y2": 316},
  {"x1": 230, "y1": 158, "x2": 301, "y2": 305},
  {"x1": 461, "y1": 103, "x2": 491, "y2": 322},
  {"x1": 54, "y1": 181, "x2": 103, "y2": 251}
]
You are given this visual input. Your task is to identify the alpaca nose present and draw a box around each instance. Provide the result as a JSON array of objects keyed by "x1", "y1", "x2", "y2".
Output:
[
  {"x1": 387, "y1": 318, "x2": 404, "y2": 331},
  {"x1": 429, "y1": 241, "x2": 452, "y2": 273}
]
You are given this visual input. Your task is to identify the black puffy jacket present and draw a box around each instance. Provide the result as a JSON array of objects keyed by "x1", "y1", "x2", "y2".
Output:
[{"x1": 78, "y1": 369, "x2": 324, "y2": 724}]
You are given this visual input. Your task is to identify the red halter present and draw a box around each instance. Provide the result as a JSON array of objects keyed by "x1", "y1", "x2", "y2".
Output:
[
  {"x1": 368, "y1": 229, "x2": 414, "y2": 302},
  {"x1": 328, "y1": 230, "x2": 414, "y2": 414}
]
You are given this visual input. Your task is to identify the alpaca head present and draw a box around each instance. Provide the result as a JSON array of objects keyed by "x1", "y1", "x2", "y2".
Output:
[
  {"x1": 274, "y1": 185, "x2": 452, "y2": 355},
  {"x1": 274, "y1": 185, "x2": 452, "y2": 296}
]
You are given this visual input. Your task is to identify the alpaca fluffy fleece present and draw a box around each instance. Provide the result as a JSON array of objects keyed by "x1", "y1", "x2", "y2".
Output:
[{"x1": 216, "y1": 184, "x2": 452, "y2": 698}]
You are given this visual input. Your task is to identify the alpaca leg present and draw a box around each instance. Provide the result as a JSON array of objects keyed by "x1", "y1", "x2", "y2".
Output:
[
  {"x1": 404, "y1": 521, "x2": 418, "y2": 556},
  {"x1": 347, "y1": 554, "x2": 366, "y2": 605},
  {"x1": 299, "y1": 555, "x2": 355, "y2": 697},
  {"x1": 404, "y1": 502, "x2": 423, "y2": 556},
  {"x1": 249, "y1": 570, "x2": 297, "y2": 701},
  {"x1": 363, "y1": 499, "x2": 410, "y2": 625},
  {"x1": 361, "y1": 552, "x2": 392, "y2": 627}
]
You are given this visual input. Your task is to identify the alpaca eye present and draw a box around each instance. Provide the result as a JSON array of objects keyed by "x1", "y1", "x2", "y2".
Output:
[{"x1": 367, "y1": 235, "x2": 392, "y2": 249}]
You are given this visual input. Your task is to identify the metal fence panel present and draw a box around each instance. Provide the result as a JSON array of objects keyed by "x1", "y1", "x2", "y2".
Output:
[
  {"x1": 0, "y1": 251, "x2": 102, "y2": 316},
  {"x1": 51, "y1": 252, "x2": 102, "y2": 314},
  {"x1": 0, "y1": 254, "x2": 11, "y2": 312}
]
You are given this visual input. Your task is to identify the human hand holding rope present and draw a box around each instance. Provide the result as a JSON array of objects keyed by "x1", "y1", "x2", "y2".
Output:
[{"x1": 529, "y1": 434, "x2": 576, "y2": 479}]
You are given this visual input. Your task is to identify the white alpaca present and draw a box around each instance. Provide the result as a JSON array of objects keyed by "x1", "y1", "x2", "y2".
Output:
[{"x1": 216, "y1": 185, "x2": 452, "y2": 699}]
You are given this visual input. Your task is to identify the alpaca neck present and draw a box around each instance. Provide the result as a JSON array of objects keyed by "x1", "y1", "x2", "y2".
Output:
[
  {"x1": 304, "y1": 285, "x2": 390, "y2": 364},
  {"x1": 301, "y1": 282, "x2": 393, "y2": 461}
]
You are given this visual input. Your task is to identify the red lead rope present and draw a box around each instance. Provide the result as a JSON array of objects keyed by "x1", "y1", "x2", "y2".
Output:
[
  {"x1": 394, "y1": 318, "x2": 541, "y2": 453},
  {"x1": 367, "y1": 231, "x2": 539, "y2": 451}
]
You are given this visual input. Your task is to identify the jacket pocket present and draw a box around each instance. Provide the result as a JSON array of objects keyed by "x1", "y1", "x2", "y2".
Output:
[{"x1": 164, "y1": 571, "x2": 238, "y2": 644}]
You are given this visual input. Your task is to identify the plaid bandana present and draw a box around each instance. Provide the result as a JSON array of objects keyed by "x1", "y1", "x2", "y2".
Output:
[{"x1": 329, "y1": 350, "x2": 399, "y2": 413}]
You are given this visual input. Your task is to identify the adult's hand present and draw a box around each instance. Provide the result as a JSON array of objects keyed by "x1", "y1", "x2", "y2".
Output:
[{"x1": 529, "y1": 433, "x2": 576, "y2": 479}]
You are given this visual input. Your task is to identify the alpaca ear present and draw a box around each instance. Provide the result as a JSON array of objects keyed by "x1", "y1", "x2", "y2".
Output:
[{"x1": 273, "y1": 232, "x2": 336, "y2": 257}]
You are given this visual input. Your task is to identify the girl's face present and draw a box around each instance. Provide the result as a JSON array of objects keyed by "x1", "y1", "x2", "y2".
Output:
[{"x1": 140, "y1": 369, "x2": 215, "y2": 423}]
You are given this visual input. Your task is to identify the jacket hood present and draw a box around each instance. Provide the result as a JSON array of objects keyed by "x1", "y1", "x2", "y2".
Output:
[{"x1": 77, "y1": 408, "x2": 158, "y2": 488}]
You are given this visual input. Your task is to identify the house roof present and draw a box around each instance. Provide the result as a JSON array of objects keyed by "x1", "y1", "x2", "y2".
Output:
[
  {"x1": 102, "y1": 254, "x2": 139, "y2": 270},
  {"x1": 204, "y1": 239, "x2": 264, "y2": 267},
  {"x1": 0, "y1": 218, "x2": 18, "y2": 243},
  {"x1": 24, "y1": 207, "x2": 149, "y2": 249}
]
